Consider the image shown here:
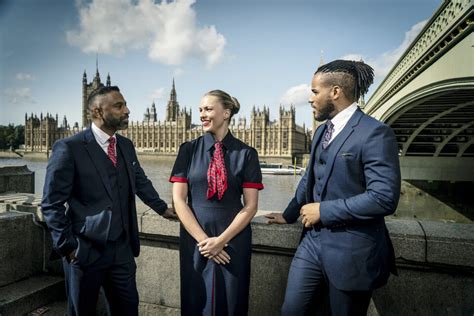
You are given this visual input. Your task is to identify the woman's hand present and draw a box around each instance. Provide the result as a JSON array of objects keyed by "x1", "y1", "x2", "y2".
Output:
[
  {"x1": 211, "y1": 249, "x2": 231, "y2": 265},
  {"x1": 198, "y1": 237, "x2": 230, "y2": 264}
]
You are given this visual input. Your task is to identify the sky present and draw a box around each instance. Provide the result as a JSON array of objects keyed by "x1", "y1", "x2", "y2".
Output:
[{"x1": 0, "y1": 0, "x2": 441, "y2": 128}]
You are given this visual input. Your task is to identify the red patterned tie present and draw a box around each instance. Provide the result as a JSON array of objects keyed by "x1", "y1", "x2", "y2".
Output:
[
  {"x1": 207, "y1": 142, "x2": 228, "y2": 200},
  {"x1": 107, "y1": 136, "x2": 117, "y2": 167}
]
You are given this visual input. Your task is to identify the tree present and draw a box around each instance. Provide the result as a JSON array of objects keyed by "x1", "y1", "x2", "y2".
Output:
[{"x1": 0, "y1": 124, "x2": 25, "y2": 150}]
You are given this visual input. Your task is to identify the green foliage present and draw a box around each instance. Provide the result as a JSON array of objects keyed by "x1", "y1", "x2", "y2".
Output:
[{"x1": 0, "y1": 124, "x2": 25, "y2": 150}]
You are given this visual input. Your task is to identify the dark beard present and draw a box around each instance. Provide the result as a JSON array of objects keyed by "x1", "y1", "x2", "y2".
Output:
[
  {"x1": 103, "y1": 115, "x2": 128, "y2": 131},
  {"x1": 314, "y1": 100, "x2": 335, "y2": 122}
]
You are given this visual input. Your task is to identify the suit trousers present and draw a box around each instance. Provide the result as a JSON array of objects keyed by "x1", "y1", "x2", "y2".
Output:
[
  {"x1": 63, "y1": 232, "x2": 138, "y2": 316},
  {"x1": 281, "y1": 229, "x2": 372, "y2": 316}
]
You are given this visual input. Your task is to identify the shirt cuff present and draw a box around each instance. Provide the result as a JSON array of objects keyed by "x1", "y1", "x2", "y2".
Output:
[
  {"x1": 242, "y1": 182, "x2": 264, "y2": 190},
  {"x1": 169, "y1": 176, "x2": 188, "y2": 183}
]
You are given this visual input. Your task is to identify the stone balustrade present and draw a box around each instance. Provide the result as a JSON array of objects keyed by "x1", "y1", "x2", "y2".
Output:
[{"x1": 1, "y1": 194, "x2": 472, "y2": 315}]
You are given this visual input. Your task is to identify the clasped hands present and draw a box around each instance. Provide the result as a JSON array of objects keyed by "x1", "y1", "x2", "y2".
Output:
[
  {"x1": 198, "y1": 237, "x2": 231, "y2": 265},
  {"x1": 265, "y1": 202, "x2": 320, "y2": 228}
]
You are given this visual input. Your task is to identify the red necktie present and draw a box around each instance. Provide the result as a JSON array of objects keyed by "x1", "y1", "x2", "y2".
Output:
[
  {"x1": 107, "y1": 136, "x2": 117, "y2": 167},
  {"x1": 207, "y1": 142, "x2": 228, "y2": 200}
]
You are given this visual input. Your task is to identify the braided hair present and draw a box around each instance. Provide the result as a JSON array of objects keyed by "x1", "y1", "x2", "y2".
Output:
[{"x1": 315, "y1": 60, "x2": 374, "y2": 102}]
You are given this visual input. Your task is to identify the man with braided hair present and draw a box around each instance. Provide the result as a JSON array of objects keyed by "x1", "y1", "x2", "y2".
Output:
[{"x1": 266, "y1": 60, "x2": 401, "y2": 315}]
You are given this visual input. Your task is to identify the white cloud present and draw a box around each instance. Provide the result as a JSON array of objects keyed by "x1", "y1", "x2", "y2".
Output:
[
  {"x1": 67, "y1": 0, "x2": 226, "y2": 67},
  {"x1": 148, "y1": 87, "x2": 165, "y2": 101},
  {"x1": 15, "y1": 73, "x2": 34, "y2": 81},
  {"x1": 4, "y1": 87, "x2": 36, "y2": 104},
  {"x1": 340, "y1": 20, "x2": 427, "y2": 79},
  {"x1": 280, "y1": 84, "x2": 311, "y2": 107}
]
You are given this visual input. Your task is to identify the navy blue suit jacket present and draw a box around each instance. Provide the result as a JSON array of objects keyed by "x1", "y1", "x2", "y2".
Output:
[
  {"x1": 283, "y1": 108, "x2": 401, "y2": 291},
  {"x1": 41, "y1": 128, "x2": 167, "y2": 266}
]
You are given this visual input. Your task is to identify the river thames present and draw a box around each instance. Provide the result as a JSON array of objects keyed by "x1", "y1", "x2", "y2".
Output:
[{"x1": 1, "y1": 156, "x2": 471, "y2": 223}]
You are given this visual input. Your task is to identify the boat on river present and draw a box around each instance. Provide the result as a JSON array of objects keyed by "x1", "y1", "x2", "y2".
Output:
[{"x1": 259, "y1": 162, "x2": 303, "y2": 175}]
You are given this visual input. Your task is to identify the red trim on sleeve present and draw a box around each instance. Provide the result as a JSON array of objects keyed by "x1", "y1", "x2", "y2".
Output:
[
  {"x1": 169, "y1": 176, "x2": 188, "y2": 183},
  {"x1": 242, "y1": 182, "x2": 264, "y2": 190}
]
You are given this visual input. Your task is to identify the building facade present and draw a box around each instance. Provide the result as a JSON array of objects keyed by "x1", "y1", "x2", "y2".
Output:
[
  {"x1": 24, "y1": 113, "x2": 79, "y2": 153},
  {"x1": 25, "y1": 69, "x2": 311, "y2": 160}
]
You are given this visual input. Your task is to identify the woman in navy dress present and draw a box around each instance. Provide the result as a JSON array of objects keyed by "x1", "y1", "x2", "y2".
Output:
[{"x1": 170, "y1": 90, "x2": 264, "y2": 315}]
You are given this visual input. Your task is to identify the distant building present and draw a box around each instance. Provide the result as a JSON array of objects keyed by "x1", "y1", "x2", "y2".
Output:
[
  {"x1": 24, "y1": 113, "x2": 79, "y2": 153},
  {"x1": 25, "y1": 68, "x2": 311, "y2": 160}
]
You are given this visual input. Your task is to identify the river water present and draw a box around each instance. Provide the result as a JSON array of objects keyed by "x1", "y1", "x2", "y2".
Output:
[
  {"x1": 0, "y1": 156, "x2": 299, "y2": 213},
  {"x1": 1, "y1": 156, "x2": 471, "y2": 223}
]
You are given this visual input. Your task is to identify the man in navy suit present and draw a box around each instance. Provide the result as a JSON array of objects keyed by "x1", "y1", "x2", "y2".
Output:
[
  {"x1": 41, "y1": 86, "x2": 174, "y2": 316},
  {"x1": 266, "y1": 60, "x2": 401, "y2": 315}
]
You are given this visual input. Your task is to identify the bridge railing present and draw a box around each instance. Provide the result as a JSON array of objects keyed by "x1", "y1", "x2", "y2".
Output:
[{"x1": 365, "y1": 0, "x2": 474, "y2": 115}]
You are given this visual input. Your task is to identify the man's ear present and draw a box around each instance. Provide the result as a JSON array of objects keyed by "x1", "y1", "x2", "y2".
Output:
[
  {"x1": 332, "y1": 85, "x2": 342, "y2": 100},
  {"x1": 91, "y1": 104, "x2": 102, "y2": 118}
]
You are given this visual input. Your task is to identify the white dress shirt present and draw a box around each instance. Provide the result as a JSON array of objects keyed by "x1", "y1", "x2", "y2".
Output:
[
  {"x1": 91, "y1": 122, "x2": 116, "y2": 154},
  {"x1": 327, "y1": 102, "x2": 358, "y2": 145}
]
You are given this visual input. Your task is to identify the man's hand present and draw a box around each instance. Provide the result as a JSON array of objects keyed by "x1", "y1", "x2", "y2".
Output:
[
  {"x1": 300, "y1": 203, "x2": 320, "y2": 228},
  {"x1": 68, "y1": 249, "x2": 77, "y2": 263},
  {"x1": 265, "y1": 212, "x2": 288, "y2": 224},
  {"x1": 162, "y1": 208, "x2": 178, "y2": 220}
]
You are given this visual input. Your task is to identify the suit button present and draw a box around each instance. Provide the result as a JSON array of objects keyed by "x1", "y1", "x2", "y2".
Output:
[
  {"x1": 319, "y1": 159, "x2": 323, "y2": 164},
  {"x1": 317, "y1": 177, "x2": 321, "y2": 180},
  {"x1": 317, "y1": 191, "x2": 320, "y2": 195}
]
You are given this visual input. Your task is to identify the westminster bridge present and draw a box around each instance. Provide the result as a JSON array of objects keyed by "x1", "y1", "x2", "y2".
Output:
[{"x1": 364, "y1": 0, "x2": 474, "y2": 183}]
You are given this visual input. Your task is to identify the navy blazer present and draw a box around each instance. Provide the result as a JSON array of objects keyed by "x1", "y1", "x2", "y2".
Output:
[
  {"x1": 41, "y1": 128, "x2": 168, "y2": 266},
  {"x1": 283, "y1": 108, "x2": 401, "y2": 291}
]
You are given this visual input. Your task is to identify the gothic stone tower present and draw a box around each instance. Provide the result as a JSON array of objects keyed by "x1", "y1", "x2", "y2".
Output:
[
  {"x1": 82, "y1": 62, "x2": 111, "y2": 128},
  {"x1": 166, "y1": 79, "x2": 180, "y2": 121}
]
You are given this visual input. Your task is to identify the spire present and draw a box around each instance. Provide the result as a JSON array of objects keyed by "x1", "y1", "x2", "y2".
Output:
[
  {"x1": 83, "y1": 69, "x2": 87, "y2": 83},
  {"x1": 106, "y1": 72, "x2": 111, "y2": 86},
  {"x1": 93, "y1": 54, "x2": 101, "y2": 84},
  {"x1": 170, "y1": 78, "x2": 177, "y2": 101},
  {"x1": 96, "y1": 53, "x2": 99, "y2": 76}
]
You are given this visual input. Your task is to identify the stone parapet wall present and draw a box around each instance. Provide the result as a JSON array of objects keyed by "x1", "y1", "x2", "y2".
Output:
[
  {"x1": 0, "y1": 166, "x2": 34, "y2": 194},
  {"x1": 1, "y1": 198, "x2": 473, "y2": 315},
  {"x1": 136, "y1": 206, "x2": 474, "y2": 315}
]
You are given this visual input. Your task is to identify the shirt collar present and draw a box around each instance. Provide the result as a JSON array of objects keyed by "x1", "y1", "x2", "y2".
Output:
[
  {"x1": 91, "y1": 122, "x2": 115, "y2": 145},
  {"x1": 330, "y1": 102, "x2": 358, "y2": 130},
  {"x1": 204, "y1": 131, "x2": 235, "y2": 151}
]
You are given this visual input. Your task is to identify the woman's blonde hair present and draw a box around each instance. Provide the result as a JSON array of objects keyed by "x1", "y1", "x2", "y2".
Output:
[{"x1": 205, "y1": 90, "x2": 240, "y2": 119}]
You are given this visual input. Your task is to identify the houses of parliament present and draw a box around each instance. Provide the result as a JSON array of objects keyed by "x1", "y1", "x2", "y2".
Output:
[{"x1": 24, "y1": 68, "x2": 311, "y2": 161}]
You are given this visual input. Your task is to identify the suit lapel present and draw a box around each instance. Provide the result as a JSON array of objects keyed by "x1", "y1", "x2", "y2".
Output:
[
  {"x1": 116, "y1": 135, "x2": 135, "y2": 193},
  {"x1": 83, "y1": 129, "x2": 114, "y2": 200},
  {"x1": 320, "y1": 108, "x2": 364, "y2": 195},
  {"x1": 306, "y1": 124, "x2": 326, "y2": 202}
]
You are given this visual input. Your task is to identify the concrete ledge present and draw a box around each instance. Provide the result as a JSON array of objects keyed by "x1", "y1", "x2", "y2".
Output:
[
  {"x1": 420, "y1": 220, "x2": 474, "y2": 267},
  {"x1": 386, "y1": 219, "x2": 426, "y2": 262},
  {"x1": 1, "y1": 197, "x2": 473, "y2": 315},
  {"x1": 0, "y1": 275, "x2": 65, "y2": 316},
  {"x1": 0, "y1": 212, "x2": 43, "y2": 287},
  {"x1": 135, "y1": 206, "x2": 474, "y2": 315},
  {"x1": 138, "y1": 207, "x2": 474, "y2": 268}
]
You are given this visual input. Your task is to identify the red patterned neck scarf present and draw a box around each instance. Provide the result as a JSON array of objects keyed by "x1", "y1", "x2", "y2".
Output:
[{"x1": 207, "y1": 141, "x2": 228, "y2": 200}]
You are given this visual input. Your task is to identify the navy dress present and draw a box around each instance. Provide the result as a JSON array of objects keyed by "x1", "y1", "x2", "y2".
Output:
[{"x1": 170, "y1": 132, "x2": 263, "y2": 316}]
